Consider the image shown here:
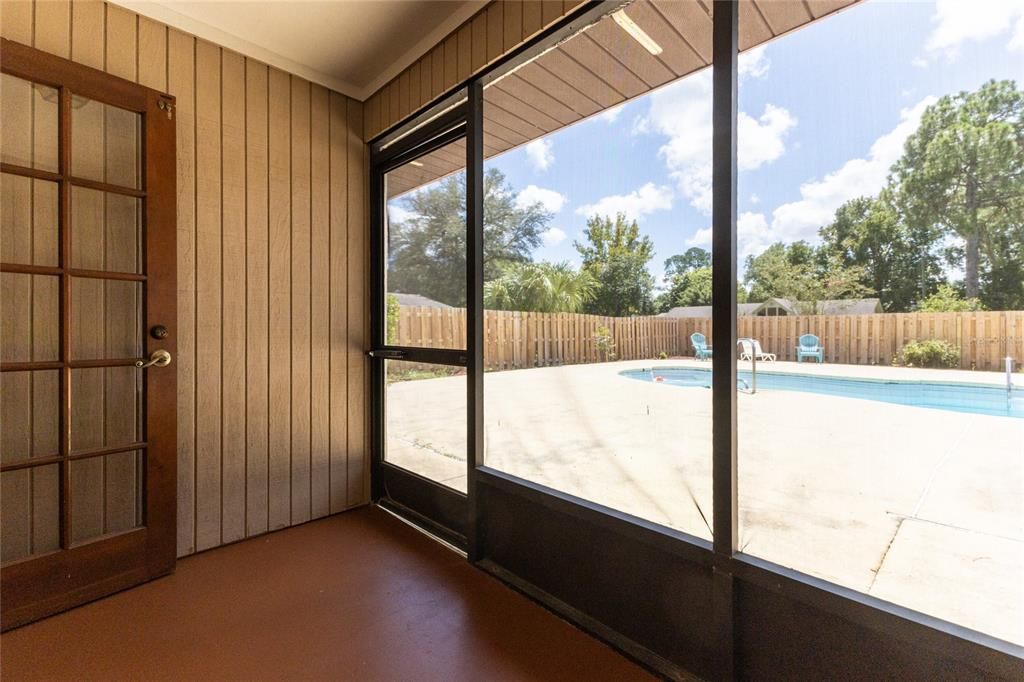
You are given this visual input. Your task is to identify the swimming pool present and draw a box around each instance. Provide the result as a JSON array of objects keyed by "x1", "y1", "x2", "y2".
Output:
[{"x1": 620, "y1": 367, "x2": 1024, "y2": 419}]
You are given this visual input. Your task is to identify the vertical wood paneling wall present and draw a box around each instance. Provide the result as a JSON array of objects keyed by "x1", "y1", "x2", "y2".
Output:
[
  {"x1": 1, "y1": 0, "x2": 369, "y2": 557},
  {"x1": 362, "y1": 0, "x2": 586, "y2": 141}
]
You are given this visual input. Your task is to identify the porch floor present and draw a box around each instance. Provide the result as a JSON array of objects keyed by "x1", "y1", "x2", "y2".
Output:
[{"x1": 0, "y1": 507, "x2": 652, "y2": 681}]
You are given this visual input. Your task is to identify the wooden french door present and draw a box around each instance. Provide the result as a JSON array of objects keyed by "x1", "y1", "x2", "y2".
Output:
[{"x1": 1, "y1": 40, "x2": 177, "y2": 630}]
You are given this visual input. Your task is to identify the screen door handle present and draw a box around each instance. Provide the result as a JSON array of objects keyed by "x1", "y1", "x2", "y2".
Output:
[
  {"x1": 368, "y1": 349, "x2": 407, "y2": 359},
  {"x1": 136, "y1": 349, "x2": 172, "y2": 368}
]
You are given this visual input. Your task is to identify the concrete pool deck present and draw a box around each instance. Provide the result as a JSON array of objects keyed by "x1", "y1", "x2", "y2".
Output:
[{"x1": 385, "y1": 359, "x2": 1024, "y2": 645}]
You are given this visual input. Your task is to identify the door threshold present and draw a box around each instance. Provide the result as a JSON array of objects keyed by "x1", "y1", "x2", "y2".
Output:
[{"x1": 375, "y1": 501, "x2": 467, "y2": 558}]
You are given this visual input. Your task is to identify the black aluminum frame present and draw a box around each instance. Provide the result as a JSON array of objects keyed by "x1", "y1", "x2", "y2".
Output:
[
  {"x1": 369, "y1": 100, "x2": 471, "y2": 540},
  {"x1": 368, "y1": 1, "x2": 1024, "y2": 679}
]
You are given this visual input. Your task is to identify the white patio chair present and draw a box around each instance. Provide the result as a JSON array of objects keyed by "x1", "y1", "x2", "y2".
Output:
[
  {"x1": 752, "y1": 339, "x2": 776, "y2": 362},
  {"x1": 739, "y1": 339, "x2": 754, "y2": 361}
]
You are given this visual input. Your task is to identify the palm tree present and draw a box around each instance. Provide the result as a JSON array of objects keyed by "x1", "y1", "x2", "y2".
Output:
[{"x1": 484, "y1": 261, "x2": 597, "y2": 313}]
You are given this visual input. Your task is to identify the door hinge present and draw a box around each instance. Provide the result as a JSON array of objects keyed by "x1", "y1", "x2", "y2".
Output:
[{"x1": 157, "y1": 98, "x2": 174, "y2": 120}]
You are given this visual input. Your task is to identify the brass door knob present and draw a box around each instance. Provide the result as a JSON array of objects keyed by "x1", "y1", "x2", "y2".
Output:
[{"x1": 136, "y1": 349, "x2": 172, "y2": 368}]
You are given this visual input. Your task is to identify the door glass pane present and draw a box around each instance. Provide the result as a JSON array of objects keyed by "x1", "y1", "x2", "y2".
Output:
[
  {"x1": 1, "y1": 464, "x2": 60, "y2": 563},
  {"x1": 71, "y1": 450, "x2": 144, "y2": 542},
  {"x1": 1, "y1": 174, "x2": 59, "y2": 266},
  {"x1": 71, "y1": 186, "x2": 142, "y2": 273},
  {"x1": 384, "y1": 138, "x2": 467, "y2": 349},
  {"x1": 385, "y1": 360, "x2": 467, "y2": 492},
  {"x1": 71, "y1": 278, "x2": 142, "y2": 360},
  {"x1": 70, "y1": 367, "x2": 142, "y2": 451},
  {"x1": 1, "y1": 370, "x2": 60, "y2": 462},
  {"x1": 0, "y1": 273, "x2": 59, "y2": 363},
  {"x1": 71, "y1": 97, "x2": 141, "y2": 189},
  {"x1": 0, "y1": 73, "x2": 58, "y2": 172}
]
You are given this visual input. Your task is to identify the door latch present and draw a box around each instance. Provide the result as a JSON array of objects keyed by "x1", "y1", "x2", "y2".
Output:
[{"x1": 367, "y1": 349, "x2": 407, "y2": 359}]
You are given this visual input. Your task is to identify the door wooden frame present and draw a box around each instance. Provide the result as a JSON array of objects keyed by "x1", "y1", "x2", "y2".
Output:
[{"x1": 1, "y1": 38, "x2": 177, "y2": 630}]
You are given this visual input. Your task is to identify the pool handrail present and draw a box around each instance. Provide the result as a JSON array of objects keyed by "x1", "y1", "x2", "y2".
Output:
[{"x1": 738, "y1": 338, "x2": 756, "y2": 393}]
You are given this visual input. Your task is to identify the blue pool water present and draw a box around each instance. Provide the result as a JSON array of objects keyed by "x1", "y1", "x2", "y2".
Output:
[{"x1": 621, "y1": 367, "x2": 1024, "y2": 419}]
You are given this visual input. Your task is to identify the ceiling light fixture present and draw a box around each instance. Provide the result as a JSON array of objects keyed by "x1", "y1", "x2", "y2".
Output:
[
  {"x1": 612, "y1": 10, "x2": 662, "y2": 56},
  {"x1": 409, "y1": 160, "x2": 424, "y2": 167}
]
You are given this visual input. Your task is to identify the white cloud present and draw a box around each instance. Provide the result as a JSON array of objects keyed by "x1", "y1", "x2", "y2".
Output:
[
  {"x1": 541, "y1": 227, "x2": 568, "y2": 247},
  {"x1": 599, "y1": 104, "x2": 625, "y2": 122},
  {"x1": 387, "y1": 205, "x2": 418, "y2": 224},
  {"x1": 924, "y1": 0, "x2": 1024, "y2": 59},
  {"x1": 525, "y1": 138, "x2": 554, "y2": 171},
  {"x1": 683, "y1": 98, "x2": 936, "y2": 265},
  {"x1": 575, "y1": 182, "x2": 673, "y2": 221},
  {"x1": 737, "y1": 212, "x2": 772, "y2": 261},
  {"x1": 639, "y1": 71, "x2": 795, "y2": 215},
  {"x1": 769, "y1": 96, "x2": 936, "y2": 243},
  {"x1": 739, "y1": 105, "x2": 796, "y2": 170},
  {"x1": 686, "y1": 226, "x2": 711, "y2": 248},
  {"x1": 516, "y1": 185, "x2": 567, "y2": 213},
  {"x1": 686, "y1": 212, "x2": 772, "y2": 263},
  {"x1": 750, "y1": 194, "x2": 760, "y2": 205},
  {"x1": 738, "y1": 46, "x2": 770, "y2": 79}
]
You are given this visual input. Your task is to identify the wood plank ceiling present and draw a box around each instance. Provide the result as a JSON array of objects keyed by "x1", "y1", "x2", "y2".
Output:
[{"x1": 385, "y1": 0, "x2": 856, "y2": 199}]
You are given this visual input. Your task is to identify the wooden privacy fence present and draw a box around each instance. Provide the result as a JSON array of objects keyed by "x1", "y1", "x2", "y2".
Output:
[{"x1": 392, "y1": 306, "x2": 1024, "y2": 372}]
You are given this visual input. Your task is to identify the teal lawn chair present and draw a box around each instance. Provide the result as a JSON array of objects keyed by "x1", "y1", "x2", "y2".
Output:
[
  {"x1": 691, "y1": 332, "x2": 713, "y2": 360},
  {"x1": 796, "y1": 333, "x2": 824, "y2": 363}
]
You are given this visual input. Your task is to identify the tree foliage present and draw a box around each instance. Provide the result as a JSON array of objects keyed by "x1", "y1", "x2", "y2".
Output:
[
  {"x1": 664, "y1": 247, "x2": 711, "y2": 278},
  {"x1": 574, "y1": 213, "x2": 656, "y2": 316},
  {"x1": 893, "y1": 79, "x2": 1024, "y2": 300},
  {"x1": 387, "y1": 168, "x2": 550, "y2": 306},
  {"x1": 817, "y1": 192, "x2": 945, "y2": 311},
  {"x1": 484, "y1": 261, "x2": 597, "y2": 313},
  {"x1": 916, "y1": 284, "x2": 986, "y2": 312},
  {"x1": 744, "y1": 242, "x2": 874, "y2": 311},
  {"x1": 663, "y1": 266, "x2": 714, "y2": 308}
]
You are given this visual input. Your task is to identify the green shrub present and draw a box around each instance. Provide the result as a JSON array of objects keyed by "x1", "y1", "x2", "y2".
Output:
[
  {"x1": 386, "y1": 294, "x2": 400, "y2": 345},
  {"x1": 900, "y1": 339, "x2": 960, "y2": 368},
  {"x1": 594, "y1": 326, "x2": 617, "y2": 362},
  {"x1": 658, "y1": 351, "x2": 668, "y2": 360},
  {"x1": 917, "y1": 284, "x2": 986, "y2": 312}
]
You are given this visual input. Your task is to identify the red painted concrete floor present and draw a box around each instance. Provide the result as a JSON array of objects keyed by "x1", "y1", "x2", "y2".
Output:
[{"x1": 1, "y1": 506, "x2": 655, "y2": 681}]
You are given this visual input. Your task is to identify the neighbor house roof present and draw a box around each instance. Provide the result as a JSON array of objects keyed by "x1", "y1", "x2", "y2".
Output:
[
  {"x1": 661, "y1": 298, "x2": 883, "y2": 317},
  {"x1": 390, "y1": 292, "x2": 452, "y2": 308},
  {"x1": 809, "y1": 298, "x2": 884, "y2": 315}
]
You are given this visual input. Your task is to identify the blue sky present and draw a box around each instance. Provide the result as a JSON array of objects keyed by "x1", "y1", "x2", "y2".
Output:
[{"x1": 477, "y1": 0, "x2": 1024, "y2": 284}]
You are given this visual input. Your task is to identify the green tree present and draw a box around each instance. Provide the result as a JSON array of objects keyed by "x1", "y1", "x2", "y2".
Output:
[
  {"x1": 745, "y1": 242, "x2": 873, "y2": 311},
  {"x1": 663, "y1": 247, "x2": 711, "y2": 279},
  {"x1": 979, "y1": 222, "x2": 1024, "y2": 309},
  {"x1": 656, "y1": 267, "x2": 748, "y2": 312},
  {"x1": 388, "y1": 168, "x2": 550, "y2": 306},
  {"x1": 484, "y1": 261, "x2": 597, "y2": 313},
  {"x1": 574, "y1": 213, "x2": 656, "y2": 316},
  {"x1": 917, "y1": 284, "x2": 986, "y2": 312},
  {"x1": 744, "y1": 242, "x2": 808, "y2": 303},
  {"x1": 663, "y1": 266, "x2": 713, "y2": 308},
  {"x1": 817, "y1": 193, "x2": 945, "y2": 311},
  {"x1": 893, "y1": 79, "x2": 1024, "y2": 299}
]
